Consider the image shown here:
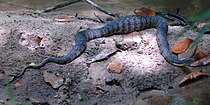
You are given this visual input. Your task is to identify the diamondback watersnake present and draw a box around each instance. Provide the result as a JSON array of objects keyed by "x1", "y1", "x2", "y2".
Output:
[{"x1": 9, "y1": 15, "x2": 194, "y2": 83}]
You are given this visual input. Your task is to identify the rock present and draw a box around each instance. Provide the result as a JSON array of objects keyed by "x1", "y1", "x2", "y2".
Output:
[
  {"x1": 43, "y1": 71, "x2": 64, "y2": 89},
  {"x1": 91, "y1": 48, "x2": 118, "y2": 62},
  {"x1": 107, "y1": 60, "x2": 123, "y2": 74}
]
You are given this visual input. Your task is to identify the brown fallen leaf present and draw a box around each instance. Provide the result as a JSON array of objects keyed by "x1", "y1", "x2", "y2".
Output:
[
  {"x1": 35, "y1": 36, "x2": 43, "y2": 45},
  {"x1": 134, "y1": 7, "x2": 156, "y2": 16},
  {"x1": 14, "y1": 82, "x2": 21, "y2": 87},
  {"x1": 193, "y1": 50, "x2": 210, "y2": 61},
  {"x1": 172, "y1": 38, "x2": 193, "y2": 54},
  {"x1": 43, "y1": 71, "x2": 64, "y2": 89},
  {"x1": 179, "y1": 71, "x2": 209, "y2": 86},
  {"x1": 107, "y1": 60, "x2": 123, "y2": 74},
  {"x1": 190, "y1": 53, "x2": 210, "y2": 67}
]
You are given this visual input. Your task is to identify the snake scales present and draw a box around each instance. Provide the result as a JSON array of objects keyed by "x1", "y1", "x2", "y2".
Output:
[{"x1": 9, "y1": 16, "x2": 194, "y2": 83}]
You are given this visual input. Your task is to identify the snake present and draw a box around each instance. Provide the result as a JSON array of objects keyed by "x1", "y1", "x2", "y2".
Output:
[{"x1": 8, "y1": 15, "x2": 194, "y2": 84}]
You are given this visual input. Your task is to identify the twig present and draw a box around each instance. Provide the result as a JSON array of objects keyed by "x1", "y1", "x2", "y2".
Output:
[
  {"x1": 34, "y1": 0, "x2": 116, "y2": 17},
  {"x1": 75, "y1": 13, "x2": 102, "y2": 23},
  {"x1": 34, "y1": 0, "x2": 82, "y2": 14},
  {"x1": 82, "y1": 0, "x2": 116, "y2": 17},
  {"x1": 94, "y1": 13, "x2": 106, "y2": 23}
]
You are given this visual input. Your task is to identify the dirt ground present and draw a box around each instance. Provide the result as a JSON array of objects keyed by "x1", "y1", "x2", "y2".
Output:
[{"x1": 0, "y1": 10, "x2": 209, "y2": 105}]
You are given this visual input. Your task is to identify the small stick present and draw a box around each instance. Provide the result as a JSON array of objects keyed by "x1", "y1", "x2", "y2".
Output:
[
  {"x1": 94, "y1": 13, "x2": 106, "y2": 23},
  {"x1": 82, "y1": 0, "x2": 116, "y2": 17},
  {"x1": 34, "y1": 0, "x2": 116, "y2": 17},
  {"x1": 75, "y1": 14, "x2": 102, "y2": 23},
  {"x1": 34, "y1": 0, "x2": 82, "y2": 14}
]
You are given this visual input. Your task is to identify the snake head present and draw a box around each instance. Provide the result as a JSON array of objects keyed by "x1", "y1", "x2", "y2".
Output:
[{"x1": 29, "y1": 62, "x2": 36, "y2": 67}]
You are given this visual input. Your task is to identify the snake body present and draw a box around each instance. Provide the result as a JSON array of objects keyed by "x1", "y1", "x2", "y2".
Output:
[{"x1": 11, "y1": 16, "x2": 194, "y2": 82}]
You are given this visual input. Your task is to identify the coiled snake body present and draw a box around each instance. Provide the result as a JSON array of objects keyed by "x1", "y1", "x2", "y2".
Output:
[{"x1": 10, "y1": 16, "x2": 194, "y2": 82}]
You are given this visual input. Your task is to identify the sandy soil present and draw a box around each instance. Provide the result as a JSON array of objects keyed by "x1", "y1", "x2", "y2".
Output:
[{"x1": 0, "y1": 10, "x2": 209, "y2": 105}]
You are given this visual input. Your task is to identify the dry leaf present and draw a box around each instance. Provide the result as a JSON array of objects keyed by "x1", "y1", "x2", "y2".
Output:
[
  {"x1": 35, "y1": 36, "x2": 43, "y2": 45},
  {"x1": 107, "y1": 60, "x2": 123, "y2": 74},
  {"x1": 134, "y1": 7, "x2": 156, "y2": 16},
  {"x1": 14, "y1": 82, "x2": 21, "y2": 87},
  {"x1": 172, "y1": 38, "x2": 193, "y2": 54},
  {"x1": 190, "y1": 53, "x2": 210, "y2": 67},
  {"x1": 43, "y1": 71, "x2": 64, "y2": 89},
  {"x1": 193, "y1": 50, "x2": 210, "y2": 61},
  {"x1": 179, "y1": 71, "x2": 209, "y2": 85}
]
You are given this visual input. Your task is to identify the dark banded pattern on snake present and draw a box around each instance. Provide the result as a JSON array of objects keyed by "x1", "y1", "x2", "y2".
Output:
[{"x1": 10, "y1": 16, "x2": 194, "y2": 82}]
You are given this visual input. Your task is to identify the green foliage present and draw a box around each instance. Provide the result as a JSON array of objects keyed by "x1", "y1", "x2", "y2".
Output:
[
  {"x1": 184, "y1": 100, "x2": 199, "y2": 105},
  {"x1": 5, "y1": 79, "x2": 17, "y2": 105},
  {"x1": 176, "y1": 9, "x2": 210, "y2": 49},
  {"x1": 189, "y1": 9, "x2": 210, "y2": 23},
  {"x1": 189, "y1": 9, "x2": 210, "y2": 49},
  {"x1": 190, "y1": 24, "x2": 209, "y2": 49}
]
